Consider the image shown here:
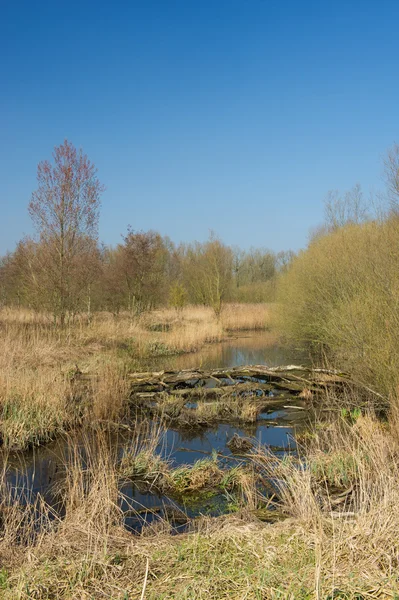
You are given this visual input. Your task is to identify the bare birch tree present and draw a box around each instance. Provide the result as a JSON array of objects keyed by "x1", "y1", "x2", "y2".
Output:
[{"x1": 28, "y1": 140, "x2": 104, "y2": 325}]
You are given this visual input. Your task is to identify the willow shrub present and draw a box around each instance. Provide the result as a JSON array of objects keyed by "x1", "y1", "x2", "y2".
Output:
[{"x1": 278, "y1": 217, "x2": 399, "y2": 396}]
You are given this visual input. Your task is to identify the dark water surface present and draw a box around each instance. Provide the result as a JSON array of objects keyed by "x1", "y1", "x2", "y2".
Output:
[{"x1": 3, "y1": 334, "x2": 310, "y2": 531}]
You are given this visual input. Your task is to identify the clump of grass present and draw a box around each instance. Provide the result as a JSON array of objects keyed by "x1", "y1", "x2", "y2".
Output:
[
  {"x1": 166, "y1": 458, "x2": 224, "y2": 494},
  {"x1": 90, "y1": 359, "x2": 130, "y2": 421},
  {"x1": 118, "y1": 420, "x2": 169, "y2": 489},
  {"x1": 310, "y1": 449, "x2": 359, "y2": 488},
  {"x1": 164, "y1": 457, "x2": 260, "y2": 513},
  {"x1": 0, "y1": 370, "x2": 71, "y2": 449},
  {"x1": 239, "y1": 401, "x2": 260, "y2": 422},
  {"x1": 120, "y1": 450, "x2": 169, "y2": 483},
  {"x1": 221, "y1": 464, "x2": 260, "y2": 509},
  {"x1": 194, "y1": 396, "x2": 260, "y2": 423},
  {"x1": 60, "y1": 431, "x2": 123, "y2": 536},
  {"x1": 227, "y1": 433, "x2": 254, "y2": 453},
  {"x1": 151, "y1": 394, "x2": 186, "y2": 420}
]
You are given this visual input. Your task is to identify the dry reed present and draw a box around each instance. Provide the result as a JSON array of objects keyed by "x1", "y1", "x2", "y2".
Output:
[{"x1": 1, "y1": 405, "x2": 399, "y2": 598}]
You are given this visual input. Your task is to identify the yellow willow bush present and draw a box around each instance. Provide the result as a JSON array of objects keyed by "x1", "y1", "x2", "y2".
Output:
[{"x1": 278, "y1": 216, "x2": 399, "y2": 396}]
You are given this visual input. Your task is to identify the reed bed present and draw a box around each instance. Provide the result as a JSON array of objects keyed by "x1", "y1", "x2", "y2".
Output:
[
  {"x1": 1, "y1": 404, "x2": 399, "y2": 598},
  {"x1": 220, "y1": 302, "x2": 272, "y2": 331},
  {"x1": 0, "y1": 304, "x2": 273, "y2": 449}
]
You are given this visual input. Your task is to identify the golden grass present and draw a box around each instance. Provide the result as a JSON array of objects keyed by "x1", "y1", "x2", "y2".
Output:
[
  {"x1": 0, "y1": 303, "x2": 272, "y2": 367},
  {"x1": 0, "y1": 369, "x2": 70, "y2": 449},
  {"x1": 143, "y1": 303, "x2": 273, "y2": 352},
  {"x1": 3, "y1": 303, "x2": 399, "y2": 597},
  {"x1": 220, "y1": 302, "x2": 272, "y2": 331},
  {"x1": 2, "y1": 408, "x2": 399, "y2": 598},
  {"x1": 0, "y1": 304, "x2": 273, "y2": 448},
  {"x1": 5, "y1": 517, "x2": 398, "y2": 599},
  {"x1": 194, "y1": 396, "x2": 261, "y2": 423},
  {"x1": 90, "y1": 360, "x2": 130, "y2": 421},
  {"x1": 0, "y1": 310, "x2": 128, "y2": 449},
  {"x1": 60, "y1": 432, "x2": 122, "y2": 537}
]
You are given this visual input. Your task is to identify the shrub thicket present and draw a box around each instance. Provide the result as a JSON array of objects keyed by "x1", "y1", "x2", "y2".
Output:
[{"x1": 278, "y1": 216, "x2": 399, "y2": 396}]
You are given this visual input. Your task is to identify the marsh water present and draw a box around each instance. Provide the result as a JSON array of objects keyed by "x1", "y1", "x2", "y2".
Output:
[
  {"x1": 147, "y1": 331, "x2": 308, "y2": 371},
  {"x1": 4, "y1": 334, "x2": 310, "y2": 532}
]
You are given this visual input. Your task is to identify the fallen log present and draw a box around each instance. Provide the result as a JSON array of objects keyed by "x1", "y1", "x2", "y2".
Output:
[
  {"x1": 128, "y1": 364, "x2": 346, "y2": 399},
  {"x1": 72, "y1": 364, "x2": 384, "y2": 412}
]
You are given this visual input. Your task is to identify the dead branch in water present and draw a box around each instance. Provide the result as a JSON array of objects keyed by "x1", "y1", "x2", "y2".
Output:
[{"x1": 127, "y1": 364, "x2": 350, "y2": 398}]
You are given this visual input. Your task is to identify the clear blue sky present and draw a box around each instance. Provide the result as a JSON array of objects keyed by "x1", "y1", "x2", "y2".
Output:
[{"x1": 1, "y1": 0, "x2": 398, "y2": 255}]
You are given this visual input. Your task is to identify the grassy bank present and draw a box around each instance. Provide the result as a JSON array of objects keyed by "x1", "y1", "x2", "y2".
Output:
[
  {"x1": 0, "y1": 303, "x2": 273, "y2": 450},
  {"x1": 3, "y1": 295, "x2": 397, "y2": 599},
  {"x1": 1, "y1": 406, "x2": 399, "y2": 598}
]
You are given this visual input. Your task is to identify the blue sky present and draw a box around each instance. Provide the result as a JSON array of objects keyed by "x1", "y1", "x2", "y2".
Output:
[{"x1": 1, "y1": 0, "x2": 398, "y2": 255}]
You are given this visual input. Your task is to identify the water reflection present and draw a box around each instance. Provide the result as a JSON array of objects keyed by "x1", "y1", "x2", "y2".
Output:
[
  {"x1": 163, "y1": 422, "x2": 296, "y2": 466},
  {"x1": 145, "y1": 332, "x2": 309, "y2": 371},
  {"x1": 3, "y1": 417, "x2": 298, "y2": 529},
  {"x1": 2, "y1": 334, "x2": 309, "y2": 531}
]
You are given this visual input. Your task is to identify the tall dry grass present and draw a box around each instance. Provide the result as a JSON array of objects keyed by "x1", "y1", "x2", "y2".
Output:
[
  {"x1": 143, "y1": 303, "x2": 272, "y2": 352},
  {"x1": 220, "y1": 302, "x2": 272, "y2": 331},
  {"x1": 0, "y1": 302, "x2": 273, "y2": 449},
  {"x1": 249, "y1": 402, "x2": 399, "y2": 597},
  {"x1": 134, "y1": 303, "x2": 273, "y2": 354},
  {"x1": 0, "y1": 303, "x2": 272, "y2": 365},
  {"x1": 0, "y1": 309, "x2": 132, "y2": 449},
  {"x1": 2, "y1": 405, "x2": 399, "y2": 598},
  {"x1": 90, "y1": 361, "x2": 130, "y2": 421},
  {"x1": 0, "y1": 313, "x2": 74, "y2": 449}
]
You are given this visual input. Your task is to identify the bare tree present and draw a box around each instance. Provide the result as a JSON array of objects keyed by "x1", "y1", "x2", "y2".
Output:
[
  {"x1": 182, "y1": 235, "x2": 233, "y2": 318},
  {"x1": 240, "y1": 248, "x2": 276, "y2": 284},
  {"x1": 28, "y1": 140, "x2": 104, "y2": 325},
  {"x1": 100, "y1": 246, "x2": 126, "y2": 316},
  {"x1": 232, "y1": 246, "x2": 245, "y2": 289},
  {"x1": 120, "y1": 229, "x2": 169, "y2": 315},
  {"x1": 324, "y1": 184, "x2": 368, "y2": 231},
  {"x1": 0, "y1": 238, "x2": 45, "y2": 309},
  {"x1": 385, "y1": 143, "x2": 399, "y2": 212},
  {"x1": 275, "y1": 249, "x2": 295, "y2": 272}
]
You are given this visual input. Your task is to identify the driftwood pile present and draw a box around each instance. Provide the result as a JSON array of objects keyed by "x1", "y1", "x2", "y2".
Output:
[{"x1": 128, "y1": 364, "x2": 351, "y2": 404}]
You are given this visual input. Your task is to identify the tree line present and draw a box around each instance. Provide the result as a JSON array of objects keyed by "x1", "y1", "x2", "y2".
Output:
[{"x1": 0, "y1": 140, "x2": 293, "y2": 323}]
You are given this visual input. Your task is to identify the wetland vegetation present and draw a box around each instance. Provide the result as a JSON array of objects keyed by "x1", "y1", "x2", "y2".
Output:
[{"x1": 2, "y1": 141, "x2": 399, "y2": 598}]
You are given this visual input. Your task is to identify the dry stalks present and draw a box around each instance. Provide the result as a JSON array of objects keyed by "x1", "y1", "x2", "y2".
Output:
[
  {"x1": 1, "y1": 406, "x2": 399, "y2": 597},
  {"x1": 0, "y1": 303, "x2": 272, "y2": 449}
]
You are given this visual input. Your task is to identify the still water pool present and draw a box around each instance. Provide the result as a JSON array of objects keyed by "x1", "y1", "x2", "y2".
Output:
[{"x1": 3, "y1": 334, "x2": 310, "y2": 531}]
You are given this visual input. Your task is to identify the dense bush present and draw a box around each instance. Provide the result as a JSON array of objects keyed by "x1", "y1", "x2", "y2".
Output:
[{"x1": 278, "y1": 216, "x2": 399, "y2": 396}]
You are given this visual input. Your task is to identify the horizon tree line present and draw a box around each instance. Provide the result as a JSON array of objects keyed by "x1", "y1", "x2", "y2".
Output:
[{"x1": 0, "y1": 140, "x2": 293, "y2": 324}]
